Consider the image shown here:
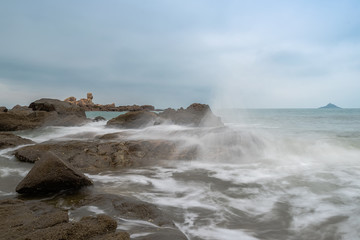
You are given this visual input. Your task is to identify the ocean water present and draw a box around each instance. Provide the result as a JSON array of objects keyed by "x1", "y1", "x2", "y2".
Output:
[{"x1": 1, "y1": 109, "x2": 360, "y2": 240}]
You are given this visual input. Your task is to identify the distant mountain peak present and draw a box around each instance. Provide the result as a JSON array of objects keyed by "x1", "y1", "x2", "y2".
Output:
[{"x1": 319, "y1": 103, "x2": 341, "y2": 109}]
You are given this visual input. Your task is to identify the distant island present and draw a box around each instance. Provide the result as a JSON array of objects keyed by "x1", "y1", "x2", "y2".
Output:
[{"x1": 319, "y1": 103, "x2": 341, "y2": 109}]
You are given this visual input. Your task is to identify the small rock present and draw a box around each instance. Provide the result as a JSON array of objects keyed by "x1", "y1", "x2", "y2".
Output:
[
  {"x1": 0, "y1": 106, "x2": 8, "y2": 112},
  {"x1": 93, "y1": 116, "x2": 106, "y2": 122}
]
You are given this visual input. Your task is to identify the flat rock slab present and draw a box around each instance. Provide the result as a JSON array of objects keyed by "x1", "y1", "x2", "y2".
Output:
[
  {"x1": 55, "y1": 192, "x2": 188, "y2": 240},
  {"x1": 16, "y1": 152, "x2": 93, "y2": 194},
  {"x1": 0, "y1": 198, "x2": 129, "y2": 240},
  {"x1": 15, "y1": 139, "x2": 198, "y2": 173},
  {"x1": 0, "y1": 132, "x2": 34, "y2": 150}
]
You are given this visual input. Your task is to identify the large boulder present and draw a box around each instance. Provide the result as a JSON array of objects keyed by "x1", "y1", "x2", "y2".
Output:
[
  {"x1": 107, "y1": 111, "x2": 158, "y2": 129},
  {"x1": 0, "y1": 198, "x2": 129, "y2": 240},
  {"x1": 0, "y1": 99, "x2": 87, "y2": 131},
  {"x1": 29, "y1": 98, "x2": 86, "y2": 118},
  {"x1": 0, "y1": 109, "x2": 54, "y2": 131},
  {"x1": 15, "y1": 139, "x2": 198, "y2": 173},
  {"x1": 159, "y1": 103, "x2": 223, "y2": 127},
  {"x1": 16, "y1": 152, "x2": 93, "y2": 194},
  {"x1": 0, "y1": 132, "x2": 34, "y2": 149}
]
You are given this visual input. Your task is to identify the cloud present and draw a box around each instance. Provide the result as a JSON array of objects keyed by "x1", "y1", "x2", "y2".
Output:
[{"x1": 0, "y1": 0, "x2": 359, "y2": 108}]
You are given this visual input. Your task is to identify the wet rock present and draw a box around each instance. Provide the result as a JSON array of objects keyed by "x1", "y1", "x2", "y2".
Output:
[
  {"x1": 15, "y1": 139, "x2": 198, "y2": 173},
  {"x1": 0, "y1": 198, "x2": 128, "y2": 240},
  {"x1": 133, "y1": 229, "x2": 188, "y2": 240},
  {"x1": 16, "y1": 152, "x2": 93, "y2": 194},
  {"x1": 0, "y1": 110, "x2": 53, "y2": 131},
  {"x1": 93, "y1": 116, "x2": 106, "y2": 122},
  {"x1": 66, "y1": 193, "x2": 187, "y2": 239},
  {"x1": 72, "y1": 193, "x2": 175, "y2": 227},
  {"x1": 106, "y1": 111, "x2": 158, "y2": 129},
  {"x1": 0, "y1": 99, "x2": 87, "y2": 131},
  {"x1": 159, "y1": 103, "x2": 223, "y2": 127},
  {"x1": 0, "y1": 132, "x2": 34, "y2": 149}
]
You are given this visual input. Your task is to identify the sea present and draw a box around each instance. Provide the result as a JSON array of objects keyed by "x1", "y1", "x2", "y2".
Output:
[{"x1": 1, "y1": 108, "x2": 360, "y2": 240}]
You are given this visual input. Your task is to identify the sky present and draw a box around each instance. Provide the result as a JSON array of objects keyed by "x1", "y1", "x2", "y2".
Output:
[{"x1": 0, "y1": 0, "x2": 360, "y2": 109}]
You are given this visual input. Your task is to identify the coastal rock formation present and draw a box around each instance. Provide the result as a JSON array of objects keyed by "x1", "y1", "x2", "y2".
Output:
[
  {"x1": 64, "y1": 93, "x2": 155, "y2": 111},
  {"x1": 0, "y1": 99, "x2": 87, "y2": 131},
  {"x1": 0, "y1": 133, "x2": 34, "y2": 150},
  {"x1": 62, "y1": 193, "x2": 188, "y2": 239},
  {"x1": 159, "y1": 103, "x2": 223, "y2": 127},
  {"x1": 0, "y1": 198, "x2": 129, "y2": 240},
  {"x1": 106, "y1": 111, "x2": 158, "y2": 128},
  {"x1": 106, "y1": 103, "x2": 224, "y2": 129},
  {"x1": 0, "y1": 106, "x2": 7, "y2": 112},
  {"x1": 29, "y1": 98, "x2": 86, "y2": 119},
  {"x1": 15, "y1": 139, "x2": 198, "y2": 173},
  {"x1": 16, "y1": 152, "x2": 93, "y2": 194}
]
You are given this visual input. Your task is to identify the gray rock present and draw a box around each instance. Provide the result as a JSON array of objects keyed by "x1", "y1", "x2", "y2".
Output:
[
  {"x1": 16, "y1": 152, "x2": 93, "y2": 194},
  {"x1": 0, "y1": 198, "x2": 129, "y2": 240},
  {"x1": 0, "y1": 99, "x2": 88, "y2": 131},
  {"x1": 106, "y1": 111, "x2": 158, "y2": 129},
  {"x1": 159, "y1": 103, "x2": 223, "y2": 127},
  {"x1": 15, "y1": 139, "x2": 198, "y2": 173},
  {"x1": 93, "y1": 116, "x2": 106, "y2": 122}
]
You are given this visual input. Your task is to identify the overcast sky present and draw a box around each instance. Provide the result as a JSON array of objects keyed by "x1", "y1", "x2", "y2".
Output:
[{"x1": 1, "y1": 0, "x2": 359, "y2": 108}]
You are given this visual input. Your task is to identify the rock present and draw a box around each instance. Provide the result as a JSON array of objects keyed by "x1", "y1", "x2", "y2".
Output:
[
  {"x1": 72, "y1": 193, "x2": 175, "y2": 227},
  {"x1": 0, "y1": 99, "x2": 88, "y2": 131},
  {"x1": 107, "y1": 111, "x2": 158, "y2": 129},
  {"x1": 10, "y1": 105, "x2": 32, "y2": 112},
  {"x1": 0, "y1": 132, "x2": 34, "y2": 150},
  {"x1": 29, "y1": 98, "x2": 86, "y2": 118},
  {"x1": 15, "y1": 139, "x2": 198, "y2": 173},
  {"x1": 0, "y1": 106, "x2": 8, "y2": 112},
  {"x1": 64, "y1": 94, "x2": 156, "y2": 111},
  {"x1": 159, "y1": 103, "x2": 223, "y2": 127},
  {"x1": 0, "y1": 198, "x2": 129, "y2": 240},
  {"x1": 64, "y1": 96, "x2": 77, "y2": 104},
  {"x1": 63, "y1": 193, "x2": 187, "y2": 239},
  {"x1": 16, "y1": 152, "x2": 93, "y2": 194},
  {"x1": 87, "y1": 92, "x2": 93, "y2": 101},
  {"x1": 0, "y1": 110, "x2": 53, "y2": 131},
  {"x1": 93, "y1": 116, "x2": 106, "y2": 122}
]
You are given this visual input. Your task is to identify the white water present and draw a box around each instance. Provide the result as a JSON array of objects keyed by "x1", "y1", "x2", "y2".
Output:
[{"x1": 1, "y1": 109, "x2": 360, "y2": 239}]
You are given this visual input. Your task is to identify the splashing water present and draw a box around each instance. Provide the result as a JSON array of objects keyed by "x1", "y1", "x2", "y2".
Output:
[{"x1": 1, "y1": 109, "x2": 360, "y2": 239}]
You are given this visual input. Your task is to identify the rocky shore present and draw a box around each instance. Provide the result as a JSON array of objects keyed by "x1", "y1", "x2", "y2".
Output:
[
  {"x1": 0, "y1": 97, "x2": 224, "y2": 239},
  {"x1": 64, "y1": 93, "x2": 156, "y2": 112}
]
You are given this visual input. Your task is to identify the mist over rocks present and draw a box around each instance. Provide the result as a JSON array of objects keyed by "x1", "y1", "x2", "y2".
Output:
[
  {"x1": 16, "y1": 152, "x2": 93, "y2": 194},
  {"x1": 0, "y1": 98, "x2": 88, "y2": 131},
  {"x1": 158, "y1": 103, "x2": 224, "y2": 127},
  {"x1": 106, "y1": 103, "x2": 224, "y2": 129}
]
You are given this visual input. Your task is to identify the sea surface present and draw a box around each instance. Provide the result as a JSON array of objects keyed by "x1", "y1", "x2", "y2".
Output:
[{"x1": 1, "y1": 108, "x2": 360, "y2": 240}]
